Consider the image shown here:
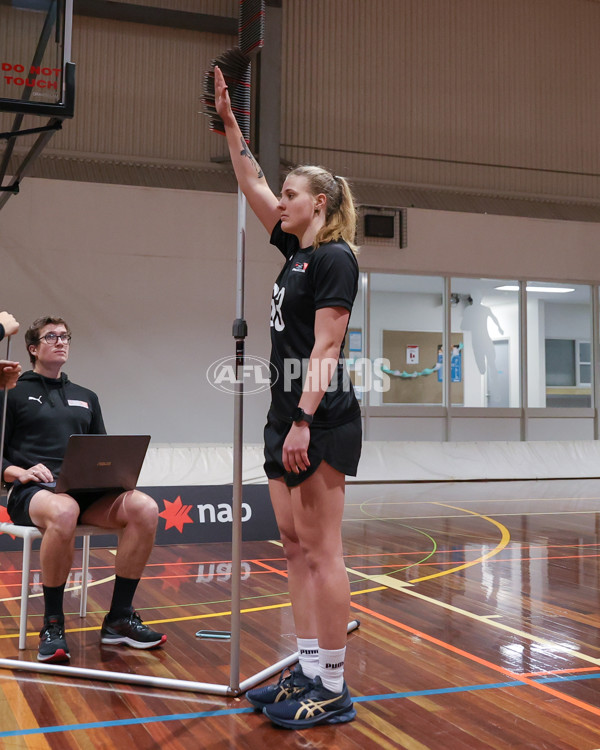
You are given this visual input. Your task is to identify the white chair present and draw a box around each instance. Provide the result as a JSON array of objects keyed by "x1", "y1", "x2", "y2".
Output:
[{"x1": 0, "y1": 522, "x2": 117, "y2": 649}]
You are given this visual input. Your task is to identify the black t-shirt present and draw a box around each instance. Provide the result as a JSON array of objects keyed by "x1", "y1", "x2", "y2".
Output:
[{"x1": 268, "y1": 221, "x2": 361, "y2": 427}]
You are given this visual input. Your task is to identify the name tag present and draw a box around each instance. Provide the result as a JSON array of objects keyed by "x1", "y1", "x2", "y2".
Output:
[{"x1": 68, "y1": 399, "x2": 89, "y2": 409}]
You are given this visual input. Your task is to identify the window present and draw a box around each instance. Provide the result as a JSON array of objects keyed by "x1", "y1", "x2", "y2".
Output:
[
  {"x1": 346, "y1": 273, "x2": 366, "y2": 403},
  {"x1": 451, "y1": 278, "x2": 520, "y2": 408},
  {"x1": 527, "y1": 282, "x2": 592, "y2": 408},
  {"x1": 368, "y1": 273, "x2": 445, "y2": 405}
]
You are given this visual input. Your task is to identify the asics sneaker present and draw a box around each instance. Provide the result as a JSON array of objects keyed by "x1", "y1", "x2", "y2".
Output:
[
  {"x1": 246, "y1": 665, "x2": 314, "y2": 710},
  {"x1": 263, "y1": 676, "x2": 356, "y2": 729}
]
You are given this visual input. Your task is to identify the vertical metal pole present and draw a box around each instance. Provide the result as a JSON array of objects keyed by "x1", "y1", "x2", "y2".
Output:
[
  {"x1": 63, "y1": 0, "x2": 74, "y2": 64},
  {"x1": 1, "y1": 337, "x2": 28, "y2": 650},
  {"x1": 80, "y1": 534, "x2": 90, "y2": 618},
  {"x1": 257, "y1": 3, "x2": 282, "y2": 193},
  {"x1": 229, "y1": 187, "x2": 247, "y2": 693},
  {"x1": 0, "y1": 337, "x2": 12, "y2": 491},
  {"x1": 19, "y1": 535, "x2": 32, "y2": 650}
]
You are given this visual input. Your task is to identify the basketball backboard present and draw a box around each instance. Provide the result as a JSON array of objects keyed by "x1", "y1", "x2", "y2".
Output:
[
  {"x1": 0, "y1": 0, "x2": 75, "y2": 208},
  {"x1": 0, "y1": 0, "x2": 74, "y2": 116}
]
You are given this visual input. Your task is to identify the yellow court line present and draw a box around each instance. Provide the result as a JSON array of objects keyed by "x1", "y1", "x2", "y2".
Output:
[{"x1": 408, "y1": 502, "x2": 511, "y2": 583}]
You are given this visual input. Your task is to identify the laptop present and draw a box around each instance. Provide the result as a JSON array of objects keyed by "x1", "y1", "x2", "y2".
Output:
[{"x1": 51, "y1": 434, "x2": 151, "y2": 494}]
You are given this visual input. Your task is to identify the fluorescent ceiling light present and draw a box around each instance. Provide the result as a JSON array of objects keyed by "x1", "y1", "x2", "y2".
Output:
[{"x1": 495, "y1": 285, "x2": 575, "y2": 293}]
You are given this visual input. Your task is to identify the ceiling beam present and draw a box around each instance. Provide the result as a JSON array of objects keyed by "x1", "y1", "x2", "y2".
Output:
[{"x1": 72, "y1": 0, "x2": 237, "y2": 34}]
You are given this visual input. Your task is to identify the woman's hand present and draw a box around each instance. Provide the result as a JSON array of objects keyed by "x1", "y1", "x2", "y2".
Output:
[
  {"x1": 214, "y1": 65, "x2": 236, "y2": 128},
  {"x1": 0, "y1": 360, "x2": 21, "y2": 389},
  {"x1": 0, "y1": 311, "x2": 19, "y2": 337},
  {"x1": 282, "y1": 424, "x2": 311, "y2": 474}
]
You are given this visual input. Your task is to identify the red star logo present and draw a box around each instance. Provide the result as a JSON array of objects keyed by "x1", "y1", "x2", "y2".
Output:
[
  {"x1": 159, "y1": 496, "x2": 194, "y2": 533},
  {"x1": 0, "y1": 506, "x2": 16, "y2": 538}
]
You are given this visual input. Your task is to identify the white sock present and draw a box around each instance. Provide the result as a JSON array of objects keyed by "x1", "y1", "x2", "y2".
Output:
[
  {"x1": 297, "y1": 638, "x2": 319, "y2": 679},
  {"x1": 318, "y1": 646, "x2": 346, "y2": 693}
]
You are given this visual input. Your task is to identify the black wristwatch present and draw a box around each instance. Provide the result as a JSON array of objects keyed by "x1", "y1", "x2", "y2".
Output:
[{"x1": 292, "y1": 407, "x2": 313, "y2": 426}]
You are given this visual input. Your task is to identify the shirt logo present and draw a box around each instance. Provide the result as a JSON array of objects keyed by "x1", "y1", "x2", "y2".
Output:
[
  {"x1": 28, "y1": 395, "x2": 42, "y2": 404},
  {"x1": 292, "y1": 262, "x2": 308, "y2": 273},
  {"x1": 270, "y1": 282, "x2": 285, "y2": 332}
]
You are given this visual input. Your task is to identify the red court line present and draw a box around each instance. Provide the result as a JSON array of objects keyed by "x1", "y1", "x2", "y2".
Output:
[
  {"x1": 251, "y1": 559, "x2": 289, "y2": 578},
  {"x1": 349, "y1": 600, "x2": 600, "y2": 719}
]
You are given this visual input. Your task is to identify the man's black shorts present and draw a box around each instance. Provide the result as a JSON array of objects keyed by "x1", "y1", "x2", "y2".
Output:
[
  {"x1": 263, "y1": 410, "x2": 362, "y2": 488},
  {"x1": 7, "y1": 481, "x2": 109, "y2": 527}
]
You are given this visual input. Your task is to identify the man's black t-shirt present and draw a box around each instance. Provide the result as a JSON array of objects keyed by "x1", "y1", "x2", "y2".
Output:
[{"x1": 268, "y1": 221, "x2": 361, "y2": 427}]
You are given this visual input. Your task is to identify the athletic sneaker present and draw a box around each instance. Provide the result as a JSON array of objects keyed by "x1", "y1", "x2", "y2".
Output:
[
  {"x1": 38, "y1": 616, "x2": 70, "y2": 663},
  {"x1": 246, "y1": 665, "x2": 314, "y2": 710},
  {"x1": 100, "y1": 610, "x2": 166, "y2": 649},
  {"x1": 263, "y1": 676, "x2": 356, "y2": 729}
]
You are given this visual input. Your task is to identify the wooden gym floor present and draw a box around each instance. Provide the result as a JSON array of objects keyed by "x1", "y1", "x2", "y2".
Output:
[{"x1": 2, "y1": 479, "x2": 600, "y2": 749}]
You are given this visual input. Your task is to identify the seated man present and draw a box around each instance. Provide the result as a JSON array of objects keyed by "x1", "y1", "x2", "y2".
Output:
[{"x1": 0, "y1": 315, "x2": 166, "y2": 663}]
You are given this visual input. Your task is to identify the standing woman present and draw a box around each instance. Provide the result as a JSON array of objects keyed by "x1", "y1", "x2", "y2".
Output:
[{"x1": 214, "y1": 67, "x2": 362, "y2": 729}]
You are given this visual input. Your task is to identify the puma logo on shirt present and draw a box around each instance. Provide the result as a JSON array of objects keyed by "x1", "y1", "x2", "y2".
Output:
[{"x1": 28, "y1": 396, "x2": 42, "y2": 404}]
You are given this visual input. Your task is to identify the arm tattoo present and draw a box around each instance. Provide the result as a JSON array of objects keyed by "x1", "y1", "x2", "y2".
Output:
[{"x1": 239, "y1": 137, "x2": 264, "y2": 179}]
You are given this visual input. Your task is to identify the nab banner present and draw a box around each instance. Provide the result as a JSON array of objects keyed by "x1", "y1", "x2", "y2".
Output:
[
  {"x1": 147, "y1": 484, "x2": 278, "y2": 545},
  {"x1": 0, "y1": 485, "x2": 278, "y2": 550}
]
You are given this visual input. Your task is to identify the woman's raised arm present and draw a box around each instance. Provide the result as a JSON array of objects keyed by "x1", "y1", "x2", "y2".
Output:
[{"x1": 214, "y1": 66, "x2": 280, "y2": 234}]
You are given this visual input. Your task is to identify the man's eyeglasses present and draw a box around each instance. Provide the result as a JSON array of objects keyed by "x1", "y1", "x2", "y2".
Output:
[{"x1": 38, "y1": 333, "x2": 71, "y2": 345}]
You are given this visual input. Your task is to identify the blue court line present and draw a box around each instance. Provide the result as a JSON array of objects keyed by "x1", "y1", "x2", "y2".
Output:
[{"x1": 3, "y1": 672, "x2": 600, "y2": 739}]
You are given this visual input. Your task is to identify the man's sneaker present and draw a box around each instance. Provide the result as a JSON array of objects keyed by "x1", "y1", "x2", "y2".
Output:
[
  {"x1": 246, "y1": 665, "x2": 314, "y2": 710},
  {"x1": 263, "y1": 676, "x2": 356, "y2": 729},
  {"x1": 100, "y1": 610, "x2": 166, "y2": 649},
  {"x1": 38, "y1": 616, "x2": 70, "y2": 663}
]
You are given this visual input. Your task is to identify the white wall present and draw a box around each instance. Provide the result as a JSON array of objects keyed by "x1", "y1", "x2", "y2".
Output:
[
  {"x1": 0, "y1": 179, "x2": 278, "y2": 443},
  {"x1": 545, "y1": 302, "x2": 591, "y2": 340}
]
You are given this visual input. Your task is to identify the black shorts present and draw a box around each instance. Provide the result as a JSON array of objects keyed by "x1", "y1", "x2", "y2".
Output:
[
  {"x1": 263, "y1": 410, "x2": 362, "y2": 488},
  {"x1": 6, "y1": 481, "x2": 109, "y2": 527}
]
